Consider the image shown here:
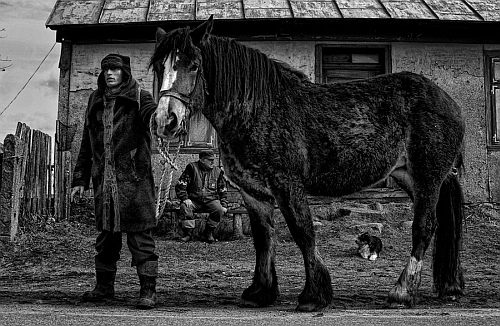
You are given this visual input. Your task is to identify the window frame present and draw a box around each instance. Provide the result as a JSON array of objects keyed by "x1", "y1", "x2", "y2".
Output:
[
  {"x1": 315, "y1": 44, "x2": 391, "y2": 84},
  {"x1": 485, "y1": 50, "x2": 500, "y2": 151}
]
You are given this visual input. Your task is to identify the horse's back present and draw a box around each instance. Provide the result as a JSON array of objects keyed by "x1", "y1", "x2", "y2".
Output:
[{"x1": 299, "y1": 71, "x2": 464, "y2": 196}]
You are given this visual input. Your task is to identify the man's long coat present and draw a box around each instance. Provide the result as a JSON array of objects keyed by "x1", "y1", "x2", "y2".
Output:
[{"x1": 72, "y1": 74, "x2": 158, "y2": 232}]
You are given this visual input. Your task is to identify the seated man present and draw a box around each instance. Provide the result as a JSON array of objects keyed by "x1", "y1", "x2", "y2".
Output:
[{"x1": 175, "y1": 149, "x2": 228, "y2": 243}]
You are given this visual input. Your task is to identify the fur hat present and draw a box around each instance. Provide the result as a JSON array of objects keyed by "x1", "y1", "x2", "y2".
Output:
[{"x1": 99, "y1": 53, "x2": 132, "y2": 84}]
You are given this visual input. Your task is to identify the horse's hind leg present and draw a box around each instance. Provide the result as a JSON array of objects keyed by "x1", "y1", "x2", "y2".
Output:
[
  {"x1": 387, "y1": 189, "x2": 439, "y2": 307},
  {"x1": 273, "y1": 181, "x2": 333, "y2": 312},
  {"x1": 387, "y1": 167, "x2": 448, "y2": 307},
  {"x1": 239, "y1": 190, "x2": 279, "y2": 308}
]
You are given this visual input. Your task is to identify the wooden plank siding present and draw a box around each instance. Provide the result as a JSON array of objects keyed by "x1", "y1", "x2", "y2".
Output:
[
  {"x1": 243, "y1": 0, "x2": 292, "y2": 19},
  {"x1": 424, "y1": 0, "x2": 481, "y2": 21},
  {"x1": 379, "y1": 0, "x2": 436, "y2": 19},
  {"x1": 46, "y1": 0, "x2": 500, "y2": 26},
  {"x1": 100, "y1": 0, "x2": 150, "y2": 23},
  {"x1": 197, "y1": 0, "x2": 244, "y2": 20},
  {"x1": 289, "y1": 0, "x2": 342, "y2": 19},
  {"x1": 466, "y1": 0, "x2": 500, "y2": 21},
  {"x1": 335, "y1": 0, "x2": 390, "y2": 19},
  {"x1": 47, "y1": 0, "x2": 104, "y2": 26},
  {"x1": 148, "y1": 0, "x2": 196, "y2": 22}
]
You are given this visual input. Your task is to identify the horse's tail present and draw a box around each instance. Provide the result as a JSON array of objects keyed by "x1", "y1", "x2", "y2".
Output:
[{"x1": 433, "y1": 152, "x2": 465, "y2": 297}]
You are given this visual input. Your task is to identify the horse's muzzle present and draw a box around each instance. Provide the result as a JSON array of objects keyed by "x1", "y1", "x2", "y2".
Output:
[{"x1": 156, "y1": 113, "x2": 188, "y2": 140}]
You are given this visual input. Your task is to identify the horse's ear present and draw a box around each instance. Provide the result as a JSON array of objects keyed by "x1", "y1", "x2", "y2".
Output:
[
  {"x1": 156, "y1": 27, "x2": 167, "y2": 43},
  {"x1": 191, "y1": 14, "x2": 214, "y2": 45}
]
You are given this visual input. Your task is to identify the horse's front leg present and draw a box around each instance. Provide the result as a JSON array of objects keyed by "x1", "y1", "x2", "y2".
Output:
[
  {"x1": 273, "y1": 180, "x2": 333, "y2": 312},
  {"x1": 239, "y1": 190, "x2": 279, "y2": 308}
]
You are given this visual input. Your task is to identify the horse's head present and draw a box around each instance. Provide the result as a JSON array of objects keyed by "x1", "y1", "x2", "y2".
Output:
[{"x1": 150, "y1": 16, "x2": 213, "y2": 139}]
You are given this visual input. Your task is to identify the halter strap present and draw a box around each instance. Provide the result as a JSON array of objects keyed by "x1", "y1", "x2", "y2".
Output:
[
  {"x1": 158, "y1": 68, "x2": 205, "y2": 107},
  {"x1": 158, "y1": 89, "x2": 192, "y2": 106}
]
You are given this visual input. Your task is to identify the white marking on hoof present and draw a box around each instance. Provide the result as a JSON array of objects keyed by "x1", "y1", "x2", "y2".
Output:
[{"x1": 407, "y1": 256, "x2": 423, "y2": 275}]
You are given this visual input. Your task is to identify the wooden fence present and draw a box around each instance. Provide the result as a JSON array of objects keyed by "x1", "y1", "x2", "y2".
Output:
[
  {"x1": 0, "y1": 122, "x2": 53, "y2": 241},
  {"x1": 53, "y1": 119, "x2": 74, "y2": 223}
]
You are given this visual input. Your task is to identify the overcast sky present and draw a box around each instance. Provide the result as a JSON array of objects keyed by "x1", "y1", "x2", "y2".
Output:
[{"x1": 0, "y1": 0, "x2": 60, "y2": 143}]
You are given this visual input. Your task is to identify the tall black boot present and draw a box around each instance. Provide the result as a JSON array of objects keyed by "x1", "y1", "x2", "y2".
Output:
[
  {"x1": 201, "y1": 225, "x2": 216, "y2": 244},
  {"x1": 81, "y1": 270, "x2": 116, "y2": 302},
  {"x1": 136, "y1": 261, "x2": 158, "y2": 309}
]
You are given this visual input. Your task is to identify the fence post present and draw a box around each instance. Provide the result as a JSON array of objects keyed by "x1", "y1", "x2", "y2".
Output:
[
  {"x1": 232, "y1": 213, "x2": 245, "y2": 240},
  {"x1": 0, "y1": 134, "x2": 23, "y2": 241},
  {"x1": 16, "y1": 123, "x2": 31, "y2": 219},
  {"x1": 54, "y1": 120, "x2": 73, "y2": 221}
]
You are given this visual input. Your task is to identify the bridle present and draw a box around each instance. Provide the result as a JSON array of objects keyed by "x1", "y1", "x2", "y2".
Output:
[{"x1": 157, "y1": 61, "x2": 204, "y2": 112}]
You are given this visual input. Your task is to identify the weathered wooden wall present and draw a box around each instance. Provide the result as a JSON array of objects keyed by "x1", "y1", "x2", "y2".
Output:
[
  {"x1": 392, "y1": 43, "x2": 487, "y2": 202},
  {"x1": 242, "y1": 41, "x2": 316, "y2": 81}
]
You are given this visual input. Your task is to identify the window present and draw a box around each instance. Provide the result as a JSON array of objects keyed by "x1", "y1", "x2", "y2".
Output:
[
  {"x1": 485, "y1": 51, "x2": 500, "y2": 150},
  {"x1": 184, "y1": 112, "x2": 217, "y2": 148},
  {"x1": 316, "y1": 45, "x2": 388, "y2": 83}
]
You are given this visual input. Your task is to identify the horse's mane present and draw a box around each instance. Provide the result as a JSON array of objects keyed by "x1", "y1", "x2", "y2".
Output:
[{"x1": 150, "y1": 27, "x2": 307, "y2": 113}]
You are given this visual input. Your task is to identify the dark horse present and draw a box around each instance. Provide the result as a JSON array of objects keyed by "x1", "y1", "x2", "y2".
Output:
[{"x1": 150, "y1": 16, "x2": 465, "y2": 311}]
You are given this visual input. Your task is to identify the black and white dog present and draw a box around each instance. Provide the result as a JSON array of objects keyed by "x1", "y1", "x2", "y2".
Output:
[{"x1": 356, "y1": 232, "x2": 383, "y2": 261}]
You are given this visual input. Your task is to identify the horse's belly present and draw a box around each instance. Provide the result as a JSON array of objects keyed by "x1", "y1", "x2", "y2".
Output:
[{"x1": 306, "y1": 152, "x2": 406, "y2": 197}]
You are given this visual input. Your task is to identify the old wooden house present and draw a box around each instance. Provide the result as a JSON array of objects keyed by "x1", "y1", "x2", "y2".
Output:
[{"x1": 46, "y1": 0, "x2": 500, "y2": 208}]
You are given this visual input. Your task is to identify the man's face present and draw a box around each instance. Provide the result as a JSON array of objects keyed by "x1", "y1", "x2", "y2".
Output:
[
  {"x1": 200, "y1": 157, "x2": 215, "y2": 169},
  {"x1": 104, "y1": 67, "x2": 123, "y2": 88}
]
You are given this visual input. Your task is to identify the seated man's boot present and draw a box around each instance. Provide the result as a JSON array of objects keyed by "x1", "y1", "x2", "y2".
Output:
[
  {"x1": 81, "y1": 270, "x2": 116, "y2": 302},
  {"x1": 180, "y1": 228, "x2": 194, "y2": 242},
  {"x1": 136, "y1": 260, "x2": 158, "y2": 309},
  {"x1": 201, "y1": 225, "x2": 216, "y2": 244}
]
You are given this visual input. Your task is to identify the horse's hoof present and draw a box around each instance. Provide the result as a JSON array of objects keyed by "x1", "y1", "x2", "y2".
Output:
[
  {"x1": 296, "y1": 302, "x2": 324, "y2": 312},
  {"x1": 386, "y1": 301, "x2": 409, "y2": 309},
  {"x1": 439, "y1": 294, "x2": 462, "y2": 302},
  {"x1": 238, "y1": 299, "x2": 261, "y2": 308},
  {"x1": 387, "y1": 289, "x2": 415, "y2": 308},
  {"x1": 241, "y1": 285, "x2": 279, "y2": 308},
  {"x1": 438, "y1": 285, "x2": 464, "y2": 299}
]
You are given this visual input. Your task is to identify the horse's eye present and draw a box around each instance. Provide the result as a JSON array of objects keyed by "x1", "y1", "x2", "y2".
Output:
[{"x1": 190, "y1": 64, "x2": 199, "y2": 72}]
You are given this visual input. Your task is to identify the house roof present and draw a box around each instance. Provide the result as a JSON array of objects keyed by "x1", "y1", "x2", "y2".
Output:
[{"x1": 46, "y1": 0, "x2": 500, "y2": 28}]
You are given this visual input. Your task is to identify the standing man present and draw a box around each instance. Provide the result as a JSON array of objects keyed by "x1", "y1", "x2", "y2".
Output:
[
  {"x1": 71, "y1": 54, "x2": 158, "y2": 309},
  {"x1": 175, "y1": 149, "x2": 228, "y2": 243}
]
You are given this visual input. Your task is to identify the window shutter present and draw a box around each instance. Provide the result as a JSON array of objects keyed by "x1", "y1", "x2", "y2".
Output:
[{"x1": 485, "y1": 51, "x2": 500, "y2": 149}]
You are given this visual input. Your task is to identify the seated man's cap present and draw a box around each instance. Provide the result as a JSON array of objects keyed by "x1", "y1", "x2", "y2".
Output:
[{"x1": 199, "y1": 149, "x2": 215, "y2": 160}]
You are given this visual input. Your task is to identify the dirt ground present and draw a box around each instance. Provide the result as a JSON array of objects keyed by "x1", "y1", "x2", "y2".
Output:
[{"x1": 0, "y1": 199, "x2": 499, "y2": 311}]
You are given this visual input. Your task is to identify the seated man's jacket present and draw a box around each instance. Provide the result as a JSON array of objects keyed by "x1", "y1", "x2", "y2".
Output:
[{"x1": 175, "y1": 161, "x2": 228, "y2": 207}]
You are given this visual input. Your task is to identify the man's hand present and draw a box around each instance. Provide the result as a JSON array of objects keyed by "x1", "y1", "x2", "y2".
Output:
[
  {"x1": 183, "y1": 199, "x2": 193, "y2": 208},
  {"x1": 71, "y1": 186, "x2": 84, "y2": 203}
]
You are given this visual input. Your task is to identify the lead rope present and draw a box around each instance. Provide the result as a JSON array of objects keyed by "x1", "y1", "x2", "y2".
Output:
[{"x1": 150, "y1": 114, "x2": 182, "y2": 219}]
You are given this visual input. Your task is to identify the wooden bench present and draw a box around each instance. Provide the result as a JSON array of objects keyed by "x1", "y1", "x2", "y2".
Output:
[{"x1": 162, "y1": 207, "x2": 248, "y2": 240}]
